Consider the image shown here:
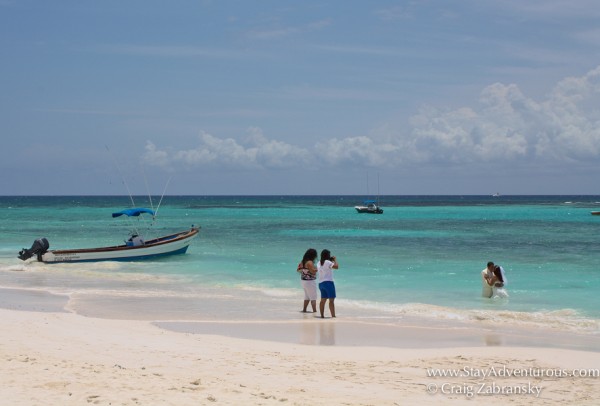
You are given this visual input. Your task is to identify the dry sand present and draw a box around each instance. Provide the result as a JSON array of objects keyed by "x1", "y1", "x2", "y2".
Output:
[{"x1": 1, "y1": 305, "x2": 599, "y2": 405}]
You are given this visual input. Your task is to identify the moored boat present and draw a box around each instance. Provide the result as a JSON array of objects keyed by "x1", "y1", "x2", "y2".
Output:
[
  {"x1": 355, "y1": 200, "x2": 383, "y2": 214},
  {"x1": 18, "y1": 208, "x2": 199, "y2": 263},
  {"x1": 355, "y1": 172, "x2": 384, "y2": 214}
]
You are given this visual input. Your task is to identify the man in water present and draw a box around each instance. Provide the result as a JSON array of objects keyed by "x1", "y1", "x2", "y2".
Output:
[{"x1": 481, "y1": 261, "x2": 495, "y2": 298}]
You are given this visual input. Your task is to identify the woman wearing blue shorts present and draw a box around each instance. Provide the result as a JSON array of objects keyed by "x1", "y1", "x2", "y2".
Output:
[{"x1": 317, "y1": 249, "x2": 339, "y2": 318}]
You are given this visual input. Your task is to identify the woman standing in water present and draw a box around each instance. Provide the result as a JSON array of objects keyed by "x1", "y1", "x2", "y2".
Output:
[
  {"x1": 297, "y1": 248, "x2": 318, "y2": 312},
  {"x1": 317, "y1": 249, "x2": 339, "y2": 318},
  {"x1": 486, "y1": 265, "x2": 509, "y2": 298}
]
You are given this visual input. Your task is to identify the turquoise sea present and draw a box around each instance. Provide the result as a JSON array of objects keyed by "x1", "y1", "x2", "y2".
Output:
[{"x1": 1, "y1": 195, "x2": 599, "y2": 336}]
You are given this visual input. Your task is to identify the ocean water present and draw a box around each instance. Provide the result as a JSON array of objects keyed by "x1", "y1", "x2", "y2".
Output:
[{"x1": 1, "y1": 195, "x2": 599, "y2": 335}]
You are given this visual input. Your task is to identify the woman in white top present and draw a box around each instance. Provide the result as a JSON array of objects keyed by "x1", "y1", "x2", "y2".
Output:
[{"x1": 317, "y1": 249, "x2": 339, "y2": 318}]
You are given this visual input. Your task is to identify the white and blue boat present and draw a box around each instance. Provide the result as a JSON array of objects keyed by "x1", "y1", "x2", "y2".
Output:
[
  {"x1": 355, "y1": 200, "x2": 384, "y2": 214},
  {"x1": 18, "y1": 208, "x2": 199, "y2": 263},
  {"x1": 355, "y1": 172, "x2": 384, "y2": 214}
]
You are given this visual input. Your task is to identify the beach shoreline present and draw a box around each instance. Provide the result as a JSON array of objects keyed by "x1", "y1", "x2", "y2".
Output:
[
  {"x1": 3, "y1": 285, "x2": 599, "y2": 352},
  {"x1": 1, "y1": 287, "x2": 600, "y2": 405}
]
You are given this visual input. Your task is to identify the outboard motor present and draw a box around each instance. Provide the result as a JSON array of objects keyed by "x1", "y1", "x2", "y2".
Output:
[{"x1": 18, "y1": 238, "x2": 50, "y2": 261}]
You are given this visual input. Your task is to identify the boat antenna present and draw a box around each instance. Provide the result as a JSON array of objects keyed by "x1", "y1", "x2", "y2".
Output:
[
  {"x1": 141, "y1": 164, "x2": 155, "y2": 213},
  {"x1": 377, "y1": 172, "x2": 381, "y2": 206},
  {"x1": 154, "y1": 176, "x2": 171, "y2": 218},
  {"x1": 105, "y1": 145, "x2": 136, "y2": 208}
]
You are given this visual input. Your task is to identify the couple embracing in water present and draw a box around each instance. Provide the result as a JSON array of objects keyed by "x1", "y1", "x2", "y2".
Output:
[
  {"x1": 297, "y1": 248, "x2": 339, "y2": 318},
  {"x1": 481, "y1": 261, "x2": 509, "y2": 298}
]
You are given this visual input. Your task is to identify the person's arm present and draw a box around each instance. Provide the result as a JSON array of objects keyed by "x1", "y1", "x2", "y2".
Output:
[
  {"x1": 331, "y1": 256, "x2": 339, "y2": 269},
  {"x1": 306, "y1": 261, "x2": 317, "y2": 276}
]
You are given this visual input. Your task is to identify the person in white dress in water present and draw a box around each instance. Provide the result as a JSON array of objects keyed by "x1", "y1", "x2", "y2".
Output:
[{"x1": 486, "y1": 265, "x2": 509, "y2": 298}]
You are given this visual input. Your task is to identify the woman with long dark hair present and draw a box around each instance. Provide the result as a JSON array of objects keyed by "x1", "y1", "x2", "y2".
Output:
[
  {"x1": 297, "y1": 248, "x2": 318, "y2": 312},
  {"x1": 486, "y1": 265, "x2": 509, "y2": 298}
]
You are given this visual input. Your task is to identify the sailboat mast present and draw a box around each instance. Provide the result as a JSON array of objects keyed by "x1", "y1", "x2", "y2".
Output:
[{"x1": 377, "y1": 172, "x2": 380, "y2": 206}]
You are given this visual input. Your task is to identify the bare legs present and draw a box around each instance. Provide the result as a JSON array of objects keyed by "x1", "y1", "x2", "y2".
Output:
[
  {"x1": 319, "y1": 298, "x2": 335, "y2": 318},
  {"x1": 302, "y1": 299, "x2": 317, "y2": 313}
]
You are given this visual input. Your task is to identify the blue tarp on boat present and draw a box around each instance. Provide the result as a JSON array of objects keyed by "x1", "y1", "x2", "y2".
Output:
[{"x1": 111, "y1": 208, "x2": 155, "y2": 218}]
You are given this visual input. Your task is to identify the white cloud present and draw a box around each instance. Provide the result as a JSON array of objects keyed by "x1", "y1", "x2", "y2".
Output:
[
  {"x1": 402, "y1": 66, "x2": 600, "y2": 165},
  {"x1": 144, "y1": 129, "x2": 310, "y2": 170},
  {"x1": 143, "y1": 142, "x2": 171, "y2": 168},
  {"x1": 315, "y1": 136, "x2": 399, "y2": 167},
  {"x1": 144, "y1": 66, "x2": 600, "y2": 171}
]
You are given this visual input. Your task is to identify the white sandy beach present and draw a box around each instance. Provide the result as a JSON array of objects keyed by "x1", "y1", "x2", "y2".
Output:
[{"x1": 1, "y1": 303, "x2": 600, "y2": 406}]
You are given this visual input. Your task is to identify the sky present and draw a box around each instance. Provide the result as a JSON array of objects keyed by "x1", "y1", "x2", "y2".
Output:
[{"x1": 2, "y1": 0, "x2": 600, "y2": 196}]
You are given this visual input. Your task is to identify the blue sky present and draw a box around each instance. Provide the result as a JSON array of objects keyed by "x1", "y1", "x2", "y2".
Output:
[{"x1": 2, "y1": 0, "x2": 600, "y2": 195}]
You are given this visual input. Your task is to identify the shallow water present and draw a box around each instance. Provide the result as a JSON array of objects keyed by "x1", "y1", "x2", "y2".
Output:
[{"x1": 1, "y1": 195, "x2": 599, "y2": 335}]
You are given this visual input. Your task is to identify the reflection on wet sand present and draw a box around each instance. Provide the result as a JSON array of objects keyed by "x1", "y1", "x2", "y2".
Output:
[
  {"x1": 152, "y1": 319, "x2": 600, "y2": 352},
  {"x1": 319, "y1": 321, "x2": 335, "y2": 346},
  {"x1": 484, "y1": 334, "x2": 504, "y2": 346},
  {"x1": 300, "y1": 321, "x2": 317, "y2": 345},
  {"x1": 300, "y1": 320, "x2": 336, "y2": 346}
]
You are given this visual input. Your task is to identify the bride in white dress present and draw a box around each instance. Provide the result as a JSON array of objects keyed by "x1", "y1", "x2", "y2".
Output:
[{"x1": 487, "y1": 265, "x2": 509, "y2": 298}]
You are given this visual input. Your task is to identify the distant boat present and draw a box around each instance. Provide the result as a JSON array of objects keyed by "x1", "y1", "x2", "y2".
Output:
[
  {"x1": 355, "y1": 200, "x2": 383, "y2": 214},
  {"x1": 592, "y1": 211, "x2": 600, "y2": 216},
  {"x1": 355, "y1": 173, "x2": 383, "y2": 214},
  {"x1": 18, "y1": 208, "x2": 199, "y2": 263},
  {"x1": 492, "y1": 192, "x2": 501, "y2": 197}
]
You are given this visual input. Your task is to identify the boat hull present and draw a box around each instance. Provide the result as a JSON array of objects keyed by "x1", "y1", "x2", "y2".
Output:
[
  {"x1": 355, "y1": 206, "x2": 383, "y2": 214},
  {"x1": 40, "y1": 228, "x2": 199, "y2": 263}
]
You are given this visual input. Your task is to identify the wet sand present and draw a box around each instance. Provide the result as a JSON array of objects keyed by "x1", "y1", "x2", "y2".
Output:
[{"x1": 1, "y1": 287, "x2": 599, "y2": 405}]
